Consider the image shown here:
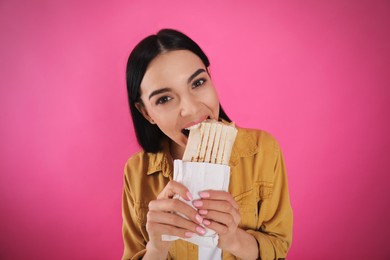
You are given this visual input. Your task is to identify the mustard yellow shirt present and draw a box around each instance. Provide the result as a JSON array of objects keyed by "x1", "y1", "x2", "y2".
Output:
[{"x1": 122, "y1": 127, "x2": 293, "y2": 260}]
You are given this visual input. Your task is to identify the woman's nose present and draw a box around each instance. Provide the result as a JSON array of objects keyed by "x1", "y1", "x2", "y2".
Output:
[{"x1": 179, "y1": 96, "x2": 202, "y2": 117}]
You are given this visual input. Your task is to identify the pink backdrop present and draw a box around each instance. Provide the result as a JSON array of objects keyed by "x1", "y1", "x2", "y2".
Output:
[{"x1": 1, "y1": 0, "x2": 389, "y2": 259}]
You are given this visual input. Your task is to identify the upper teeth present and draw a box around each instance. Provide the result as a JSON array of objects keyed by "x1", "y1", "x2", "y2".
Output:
[
  {"x1": 185, "y1": 118, "x2": 212, "y2": 130},
  {"x1": 185, "y1": 123, "x2": 201, "y2": 130}
]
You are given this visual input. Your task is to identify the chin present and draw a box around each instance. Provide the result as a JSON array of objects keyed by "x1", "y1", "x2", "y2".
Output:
[
  {"x1": 171, "y1": 136, "x2": 187, "y2": 148},
  {"x1": 180, "y1": 139, "x2": 188, "y2": 147}
]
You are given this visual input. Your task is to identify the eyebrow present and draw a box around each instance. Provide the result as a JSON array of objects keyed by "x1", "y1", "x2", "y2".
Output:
[
  {"x1": 148, "y1": 68, "x2": 206, "y2": 100},
  {"x1": 187, "y1": 68, "x2": 206, "y2": 84},
  {"x1": 148, "y1": 87, "x2": 171, "y2": 100}
]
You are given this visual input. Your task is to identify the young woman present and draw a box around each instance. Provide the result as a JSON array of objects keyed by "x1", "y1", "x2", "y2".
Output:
[{"x1": 122, "y1": 29, "x2": 293, "y2": 260}]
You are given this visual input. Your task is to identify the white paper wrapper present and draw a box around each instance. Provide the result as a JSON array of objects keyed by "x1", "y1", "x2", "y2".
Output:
[{"x1": 161, "y1": 160, "x2": 231, "y2": 247}]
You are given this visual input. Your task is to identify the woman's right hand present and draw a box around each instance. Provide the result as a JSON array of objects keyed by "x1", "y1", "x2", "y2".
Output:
[{"x1": 143, "y1": 180, "x2": 206, "y2": 259}]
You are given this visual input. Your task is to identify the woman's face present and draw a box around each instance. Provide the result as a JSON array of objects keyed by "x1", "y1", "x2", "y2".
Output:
[{"x1": 138, "y1": 50, "x2": 220, "y2": 152}]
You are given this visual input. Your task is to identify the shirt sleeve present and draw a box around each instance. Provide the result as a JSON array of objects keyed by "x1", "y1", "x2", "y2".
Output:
[
  {"x1": 122, "y1": 162, "x2": 148, "y2": 260},
  {"x1": 246, "y1": 140, "x2": 293, "y2": 260}
]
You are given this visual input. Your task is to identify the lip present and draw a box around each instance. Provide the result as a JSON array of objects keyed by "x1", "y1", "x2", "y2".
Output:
[{"x1": 183, "y1": 115, "x2": 210, "y2": 129}]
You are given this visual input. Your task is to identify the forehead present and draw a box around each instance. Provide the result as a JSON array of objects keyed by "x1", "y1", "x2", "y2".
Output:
[{"x1": 141, "y1": 50, "x2": 205, "y2": 88}]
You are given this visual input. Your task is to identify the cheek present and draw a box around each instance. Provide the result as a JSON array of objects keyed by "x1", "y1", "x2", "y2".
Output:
[
  {"x1": 208, "y1": 89, "x2": 220, "y2": 114},
  {"x1": 150, "y1": 111, "x2": 178, "y2": 134}
]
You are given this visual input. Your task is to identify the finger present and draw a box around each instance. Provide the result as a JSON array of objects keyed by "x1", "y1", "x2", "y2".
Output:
[
  {"x1": 202, "y1": 219, "x2": 229, "y2": 235},
  {"x1": 193, "y1": 199, "x2": 238, "y2": 215},
  {"x1": 149, "y1": 199, "x2": 203, "y2": 225},
  {"x1": 146, "y1": 221, "x2": 199, "y2": 239},
  {"x1": 147, "y1": 211, "x2": 207, "y2": 236},
  {"x1": 198, "y1": 190, "x2": 239, "y2": 209},
  {"x1": 201, "y1": 209, "x2": 240, "y2": 228},
  {"x1": 158, "y1": 180, "x2": 193, "y2": 201},
  {"x1": 193, "y1": 199, "x2": 240, "y2": 225}
]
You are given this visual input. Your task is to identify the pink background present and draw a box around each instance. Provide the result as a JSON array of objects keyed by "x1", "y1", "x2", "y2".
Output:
[{"x1": 1, "y1": 0, "x2": 389, "y2": 259}]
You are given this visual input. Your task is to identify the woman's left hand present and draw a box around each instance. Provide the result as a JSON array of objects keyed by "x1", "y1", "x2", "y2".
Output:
[{"x1": 192, "y1": 190, "x2": 241, "y2": 250}]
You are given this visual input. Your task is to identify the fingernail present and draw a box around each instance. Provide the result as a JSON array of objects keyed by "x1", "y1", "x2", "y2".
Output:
[
  {"x1": 196, "y1": 226, "x2": 206, "y2": 235},
  {"x1": 199, "y1": 192, "x2": 210, "y2": 198},
  {"x1": 186, "y1": 191, "x2": 193, "y2": 201},
  {"x1": 203, "y1": 219, "x2": 211, "y2": 226},
  {"x1": 195, "y1": 214, "x2": 203, "y2": 224},
  {"x1": 193, "y1": 201, "x2": 203, "y2": 207},
  {"x1": 185, "y1": 232, "x2": 194, "y2": 238},
  {"x1": 199, "y1": 209, "x2": 208, "y2": 215}
]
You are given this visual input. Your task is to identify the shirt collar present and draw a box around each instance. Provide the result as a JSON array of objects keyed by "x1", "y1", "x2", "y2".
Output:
[
  {"x1": 145, "y1": 138, "x2": 173, "y2": 177},
  {"x1": 145, "y1": 126, "x2": 259, "y2": 176},
  {"x1": 229, "y1": 127, "x2": 259, "y2": 167}
]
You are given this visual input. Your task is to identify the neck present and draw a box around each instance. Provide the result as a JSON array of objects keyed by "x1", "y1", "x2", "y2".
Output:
[{"x1": 169, "y1": 141, "x2": 185, "y2": 160}]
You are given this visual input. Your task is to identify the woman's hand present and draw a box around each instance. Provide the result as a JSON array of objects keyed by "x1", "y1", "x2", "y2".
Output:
[
  {"x1": 144, "y1": 180, "x2": 206, "y2": 260},
  {"x1": 192, "y1": 190, "x2": 259, "y2": 259},
  {"x1": 192, "y1": 190, "x2": 241, "y2": 249}
]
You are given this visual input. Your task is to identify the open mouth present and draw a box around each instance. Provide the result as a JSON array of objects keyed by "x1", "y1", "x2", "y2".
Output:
[
  {"x1": 181, "y1": 129, "x2": 190, "y2": 137},
  {"x1": 181, "y1": 116, "x2": 212, "y2": 137}
]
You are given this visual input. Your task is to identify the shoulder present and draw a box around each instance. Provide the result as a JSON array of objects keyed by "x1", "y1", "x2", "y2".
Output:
[
  {"x1": 125, "y1": 149, "x2": 146, "y2": 168},
  {"x1": 123, "y1": 150, "x2": 150, "y2": 179},
  {"x1": 123, "y1": 148, "x2": 170, "y2": 181},
  {"x1": 235, "y1": 126, "x2": 281, "y2": 155},
  {"x1": 123, "y1": 149, "x2": 171, "y2": 204}
]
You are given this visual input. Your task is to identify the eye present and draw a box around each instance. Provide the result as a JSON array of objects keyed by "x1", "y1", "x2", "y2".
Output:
[
  {"x1": 156, "y1": 96, "x2": 172, "y2": 105},
  {"x1": 192, "y1": 78, "x2": 206, "y2": 88}
]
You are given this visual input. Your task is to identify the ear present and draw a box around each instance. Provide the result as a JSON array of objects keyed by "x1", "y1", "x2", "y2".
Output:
[{"x1": 135, "y1": 102, "x2": 156, "y2": 124}]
